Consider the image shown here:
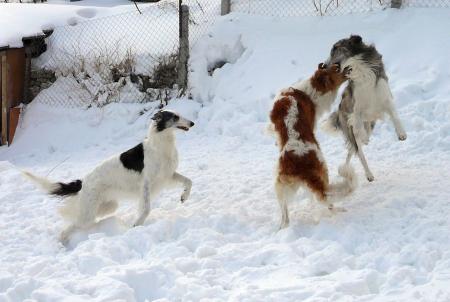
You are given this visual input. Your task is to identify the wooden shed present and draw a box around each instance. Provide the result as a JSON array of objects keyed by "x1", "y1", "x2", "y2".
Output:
[
  {"x1": 0, "y1": 46, "x2": 25, "y2": 146},
  {"x1": 0, "y1": 32, "x2": 50, "y2": 146}
]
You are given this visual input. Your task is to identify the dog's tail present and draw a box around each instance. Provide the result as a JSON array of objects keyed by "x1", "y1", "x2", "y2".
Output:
[
  {"x1": 22, "y1": 171, "x2": 82, "y2": 196},
  {"x1": 321, "y1": 111, "x2": 341, "y2": 136},
  {"x1": 327, "y1": 164, "x2": 357, "y2": 197}
]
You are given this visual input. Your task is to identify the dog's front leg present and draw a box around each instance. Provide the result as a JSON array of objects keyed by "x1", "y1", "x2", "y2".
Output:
[
  {"x1": 173, "y1": 172, "x2": 192, "y2": 203},
  {"x1": 134, "y1": 180, "x2": 152, "y2": 227},
  {"x1": 387, "y1": 104, "x2": 407, "y2": 141}
]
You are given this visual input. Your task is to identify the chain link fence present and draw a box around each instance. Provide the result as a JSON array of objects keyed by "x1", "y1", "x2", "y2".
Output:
[
  {"x1": 31, "y1": 2, "x2": 180, "y2": 108},
  {"x1": 183, "y1": 0, "x2": 221, "y2": 43},
  {"x1": 26, "y1": 0, "x2": 450, "y2": 108},
  {"x1": 28, "y1": 0, "x2": 221, "y2": 108},
  {"x1": 402, "y1": 0, "x2": 450, "y2": 7},
  {"x1": 230, "y1": 0, "x2": 390, "y2": 17},
  {"x1": 230, "y1": 0, "x2": 450, "y2": 16}
]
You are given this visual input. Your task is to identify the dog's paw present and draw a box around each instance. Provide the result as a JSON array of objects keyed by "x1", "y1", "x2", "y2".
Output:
[
  {"x1": 366, "y1": 173, "x2": 375, "y2": 182},
  {"x1": 60, "y1": 236, "x2": 69, "y2": 246},
  {"x1": 278, "y1": 220, "x2": 290, "y2": 230},
  {"x1": 133, "y1": 219, "x2": 144, "y2": 227},
  {"x1": 329, "y1": 205, "x2": 347, "y2": 213},
  {"x1": 398, "y1": 132, "x2": 407, "y2": 141},
  {"x1": 180, "y1": 190, "x2": 190, "y2": 203}
]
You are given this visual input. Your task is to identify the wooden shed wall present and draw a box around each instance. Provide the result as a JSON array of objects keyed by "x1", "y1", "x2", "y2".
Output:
[{"x1": 1, "y1": 48, "x2": 25, "y2": 145}]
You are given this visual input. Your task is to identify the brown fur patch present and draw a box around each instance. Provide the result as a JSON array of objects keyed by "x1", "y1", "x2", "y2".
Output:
[
  {"x1": 270, "y1": 97, "x2": 291, "y2": 148},
  {"x1": 270, "y1": 65, "x2": 346, "y2": 201},
  {"x1": 278, "y1": 151, "x2": 328, "y2": 200},
  {"x1": 310, "y1": 64, "x2": 347, "y2": 94}
]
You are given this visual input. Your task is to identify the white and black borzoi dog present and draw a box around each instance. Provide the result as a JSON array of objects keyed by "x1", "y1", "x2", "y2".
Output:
[
  {"x1": 270, "y1": 64, "x2": 357, "y2": 229},
  {"x1": 323, "y1": 35, "x2": 407, "y2": 182},
  {"x1": 24, "y1": 110, "x2": 194, "y2": 244}
]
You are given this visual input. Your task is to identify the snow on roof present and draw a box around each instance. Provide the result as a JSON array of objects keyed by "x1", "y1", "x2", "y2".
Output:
[{"x1": 0, "y1": 1, "x2": 153, "y2": 48}]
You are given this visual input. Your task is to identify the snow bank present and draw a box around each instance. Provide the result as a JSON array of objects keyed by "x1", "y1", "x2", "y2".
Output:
[{"x1": 1, "y1": 7, "x2": 450, "y2": 302}]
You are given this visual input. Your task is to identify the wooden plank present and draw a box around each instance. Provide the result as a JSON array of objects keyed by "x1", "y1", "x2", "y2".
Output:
[
  {"x1": 8, "y1": 107, "x2": 20, "y2": 145},
  {"x1": 1, "y1": 52, "x2": 7, "y2": 145}
]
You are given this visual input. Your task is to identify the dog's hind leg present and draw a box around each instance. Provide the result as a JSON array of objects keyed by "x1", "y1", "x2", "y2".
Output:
[
  {"x1": 97, "y1": 200, "x2": 118, "y2": 217},
  {"x1": 354, "y1": 138, "x2": 374, "y2": 182},
  {"x1": 172, "y1": 172, "x2": 192, "y2": 203},
  {"x1": 275, "y1": 179, "x2": 298, "y2": 229},
  {"x1": 59, "y1": 190, "x2": 98, "y2": 245},
  {"x1": 60, "y1": 224, "x2": 76, "y2": 246}
]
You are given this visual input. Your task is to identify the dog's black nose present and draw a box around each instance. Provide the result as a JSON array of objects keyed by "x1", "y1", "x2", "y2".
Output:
[{"x1": 190, "y1": 121, "x2": 195, "y2": 127}]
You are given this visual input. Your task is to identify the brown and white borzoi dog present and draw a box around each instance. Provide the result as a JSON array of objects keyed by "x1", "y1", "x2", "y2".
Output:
[{"x1": 270, "y1": 64, "x2": 357, "y2": 229}]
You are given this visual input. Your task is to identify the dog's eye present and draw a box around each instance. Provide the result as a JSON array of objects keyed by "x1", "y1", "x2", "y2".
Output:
[{"x1": 174, "y1": 116, "x2": 180, "y2": 122}]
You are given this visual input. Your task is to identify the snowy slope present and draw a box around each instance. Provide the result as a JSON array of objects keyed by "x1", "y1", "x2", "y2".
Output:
[{"x1": 1, "y1": 7, "x2": 450, "y2": 302}]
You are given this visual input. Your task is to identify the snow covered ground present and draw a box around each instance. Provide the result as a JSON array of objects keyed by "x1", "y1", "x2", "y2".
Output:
[{"x1": 1, "y1": 6, "x2": 450, "y2": 302}]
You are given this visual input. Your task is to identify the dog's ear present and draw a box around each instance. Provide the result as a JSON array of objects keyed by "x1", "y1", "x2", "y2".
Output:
[
  {"x1": 349, "y1": 35, "x2": 362, "y2": 44},
  {"x1": 151, "y1": 110, "x2": 163, "y2": 121}
]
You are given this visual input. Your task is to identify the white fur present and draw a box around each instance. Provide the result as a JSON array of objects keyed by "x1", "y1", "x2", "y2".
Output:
[
  {"x1": 281, "y1": 95, "x2": 324, "y2": 162},
  {"x1": 343, "y1": 56, "x2": 407, "y2": 142},
  {"x1": 341, "y1": 56, "x2": 407, "y2": 181},
  {"x1": 290, "y1": 79, "x2": 339, "y2": 121},
  {"x1": 25, "y1": 113, "x2": 194, "y2": 245}
]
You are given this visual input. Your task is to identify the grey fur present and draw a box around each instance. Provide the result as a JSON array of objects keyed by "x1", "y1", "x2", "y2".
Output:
[
  {"x1": 326, "y1": 34, "x2": 387, "y2": 82},
  {"x1": 332, "y1": 85, "x2": 376, "y2": 154},
  {"x1": 324, "y1": 35, "x2": 405, "y2": 182}
]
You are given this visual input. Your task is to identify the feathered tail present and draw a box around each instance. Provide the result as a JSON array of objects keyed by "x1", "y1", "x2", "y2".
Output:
[
  {"x1": 321, "y1": 111, "x2": 341, "y2": 136},
  {"x1": 327, "y1": 164, "x2": 357, "y2": 197},
  {"x1": 22, "y1": 171, "x2": 82, "y2": 196}
]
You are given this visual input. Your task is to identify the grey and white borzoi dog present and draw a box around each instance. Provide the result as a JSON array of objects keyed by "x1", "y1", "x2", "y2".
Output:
[
  {"x1": 323, "y1": 35, "x2": 407, "y2": 181},
  {"x1": 24, "y1": 110, "x2": 194, "y2": 244}
]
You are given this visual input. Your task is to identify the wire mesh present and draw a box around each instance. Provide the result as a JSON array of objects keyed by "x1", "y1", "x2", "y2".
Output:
[
  {"x1": 402, "y1": 0, "x2": 450, "y2": 7},
  {"x1": 26, "y1": 0, "x2": 450, "y2": 108},
  {"x1": 182, "y1": 0, "x2": 221, "y2": 45},
  {"x1": 231, "y1": 0, "x2": 391, "y2": 17},
  {"x1": 31, "y1": 3, "x2": 180, "y2": 108}
]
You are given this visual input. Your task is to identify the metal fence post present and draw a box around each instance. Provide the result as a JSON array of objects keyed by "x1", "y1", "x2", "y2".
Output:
[
  {"x1": 391, "y1": 0, "x2": 402, "y2": 8},
  {"x1": 221, "y1": 0, "x2": 231, "y2": 15},
  {"x1": 178, "y1": 4, "x2": 189, "y2": 92}
]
